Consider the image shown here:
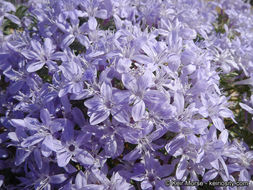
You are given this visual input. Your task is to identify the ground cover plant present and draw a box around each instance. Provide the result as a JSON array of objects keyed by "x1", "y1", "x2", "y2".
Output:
[{"x1": 0, "y1": 0, "x2": 253, "y2": 189}]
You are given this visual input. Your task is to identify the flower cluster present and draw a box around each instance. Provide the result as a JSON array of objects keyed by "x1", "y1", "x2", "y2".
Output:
[{"x1": 0, "y1": 0, "x2": 253, "y2": 189}]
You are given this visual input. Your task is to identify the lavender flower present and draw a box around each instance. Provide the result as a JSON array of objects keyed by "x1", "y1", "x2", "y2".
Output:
[{"x1": 22, "y1": 38, "x2": 59, "y2": 72}]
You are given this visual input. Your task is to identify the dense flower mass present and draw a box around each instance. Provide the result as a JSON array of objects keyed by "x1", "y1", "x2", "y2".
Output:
[{"x1": 0, "y1": 0, "x2": 253, "y2": 189}]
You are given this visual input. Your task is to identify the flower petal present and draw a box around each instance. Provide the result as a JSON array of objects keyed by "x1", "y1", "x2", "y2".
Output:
[
  {"x1": 40, "y1": 109, "x2": 51, "y2": 125},
  {"x1": 21, "y1": 134, "x2": 44, "y2": 147},
  {"x1": 27, "y1": 61, "x2": 45, "y2": 72},
  {"x1": 132, "y1": 100, "x2": 145, "y2": 121},
  {"x1": 57, "y1": 151, "x2": 72, "y2": 167},
  {"x1": 88, "y1": 17, "x2": 97, "y2": 30},
  {"x1": 203, "y1": 169, "x2": 218, "y2": 182},
  {"x1": 176, "y1": 157, "x2": 187, "y2": 180},
  {"x1": 211, "y1": 116, "x2": 225, "y2": 131},
  {"x1": 89, "y1": 111, "x2": 110, "y2": 125}
]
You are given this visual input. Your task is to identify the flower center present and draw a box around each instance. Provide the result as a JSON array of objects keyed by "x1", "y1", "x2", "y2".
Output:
[
  {"x1": 148, "y1": 173, "x2": 155, "y2": 182},
  {"x1": 68, "y1": 144, "x2": 75, "y2": 152},
  {"x1": 105, "y1": 101, "x2": 113, "y2": 109}
]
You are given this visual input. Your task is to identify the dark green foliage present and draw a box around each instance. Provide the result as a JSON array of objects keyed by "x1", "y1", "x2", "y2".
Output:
[
  {"x1": 36, "y1": 67, "x2": 52, "y2": 83},
  {"x1": 15, "y1": 5, "x2": 28, "y2": 19},
  {"x1": 220, "y1": 71, "x2": 253, "y2": 148}
]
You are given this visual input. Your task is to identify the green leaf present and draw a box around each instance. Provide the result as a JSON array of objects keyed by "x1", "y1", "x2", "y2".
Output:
[{"x1": 15, "y1": 5, "x2": 28, "y2": 19}]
